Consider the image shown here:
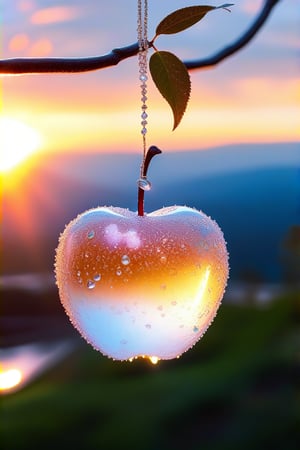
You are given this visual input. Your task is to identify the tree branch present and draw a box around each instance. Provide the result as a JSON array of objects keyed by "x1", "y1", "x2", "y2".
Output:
[
  {"x1": 0, "y1": 43, "x2": 140, "y2": 74},
  {"x1": 185, "y1": 0, "x2": 281, "y2": 70},
  {"x1": 0, "y1": 0, "x2": 281, "y2": 75}
]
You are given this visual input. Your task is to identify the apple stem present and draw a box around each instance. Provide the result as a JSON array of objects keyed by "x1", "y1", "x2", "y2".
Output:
[{"x1": 138, "y1": 145, "x2": 162, "y2": 216}]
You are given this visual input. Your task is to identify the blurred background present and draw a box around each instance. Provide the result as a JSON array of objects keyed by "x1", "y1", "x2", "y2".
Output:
[{"x1": 1, "y1": 1, "x2": 299, "y2": 449}]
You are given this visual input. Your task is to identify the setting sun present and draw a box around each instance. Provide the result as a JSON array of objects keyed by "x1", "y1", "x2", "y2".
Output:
[{"x1": 0, "y1": 117, "x2": 42, "y2": 172}]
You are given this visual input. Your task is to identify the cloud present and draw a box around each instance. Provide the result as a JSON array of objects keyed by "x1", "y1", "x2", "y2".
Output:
[
  {"x1": 241, "y1": 0, "x2": 264, "y2": 15},
  {"x1": 8, "y1": 34, "x2": 53, "y2": 57},
  {"x1": 17, "y1": 0, "x2": 36, "y2": 12},
  {"x1": 233, "y1": 77, "x2": 300, "y2": 106},
  {"x1": 28, "y1": 38, "x2": 53, "y2": 57},
  {"x1": 30, "y1": 6, "x2": 81, "y2": 25},
  {"x1": 9, "y1": 34, "x2": 30, "y2": 53}
]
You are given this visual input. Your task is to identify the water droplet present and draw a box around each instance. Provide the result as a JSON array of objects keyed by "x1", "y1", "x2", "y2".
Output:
[
  {"x1": 145, "y1": 324, "x2": 151, "y2": 329},
  {"x1": 116, "y1": 269, "x2": 122, "y2": 276},
  {"x1": 87, "y1": 230, "x2": 95, "y2": 239},
  {"x1": 121, "y1": 255, "x2": 130, "y2": 266},
  {"x1": 160, "y1": 284, "x2": 166, "y2": 290},
  {"x1": 139, "y1": 74, "x2": 148, "y2": 82},
  {"x1": 160, "y1": 256, "x2": 167, "y2": 264},
  {"x1": 171, "y1": 301, "x2": 177, "y2": 306},
  {"x1": 77, "y1": 270, "x2": 81, "y2": 276},
  {"x1": 93, "y1": 274, "x2": 101, "y2": 281},
  {"x1": 137, "y1": 177, "x2": 151, "y2": 191},
  {"x1": 162, "y1": 238, "x2": 168, "y2": 245},
  {"x1": 87, "y1": 280, "x2": 95, "y2": 289},
  {"x1": 78, "y1": 278, "x2": 83, "y2": 285},
  {"x1": 193, "y1": 326, "x2": 199, "y2": 333},
  {"x1": 199, "y1": 241, "x2": 209, "y2": 250},
  {"x1": 157, "y1": 305, "x2": 163, "y2": 311},
  {"x1": 84, "y1": 252, "x2": 89, "y2": 258}
]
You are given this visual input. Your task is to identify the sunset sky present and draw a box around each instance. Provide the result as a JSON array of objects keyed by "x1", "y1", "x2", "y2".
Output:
[{"x1": 1, "y1": 0, "x2": 299, "y2": 159}]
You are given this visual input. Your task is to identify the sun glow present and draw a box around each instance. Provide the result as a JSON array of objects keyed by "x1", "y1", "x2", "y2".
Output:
[
  {"x1": 0, "y1": 369, "x2": 22, "y2": 391},
  {"x1": 0, "y1": 117, "x2": 42, "y2": 172},
  {"x1": 149, "y1": 356, "x2": 160, "y2": 365}
]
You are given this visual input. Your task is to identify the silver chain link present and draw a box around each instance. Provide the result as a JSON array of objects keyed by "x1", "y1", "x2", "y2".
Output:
[{"x1": 137, "y1": 0, "x2": 149, "y2": 178}]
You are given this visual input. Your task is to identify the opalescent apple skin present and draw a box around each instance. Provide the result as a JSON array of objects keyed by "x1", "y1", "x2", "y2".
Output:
[{"x1": 55, "y1": 206, "x2": 229, "y2": 361}]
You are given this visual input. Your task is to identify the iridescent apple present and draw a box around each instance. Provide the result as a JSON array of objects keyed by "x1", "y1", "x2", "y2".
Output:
[{"x1": 55, "y1": 204, "x2": 229, "y2": 362}]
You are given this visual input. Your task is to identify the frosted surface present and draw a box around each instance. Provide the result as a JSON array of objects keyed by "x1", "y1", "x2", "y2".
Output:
[{"x1": 55, "y1": 206, "x2": 229, "y2": 361}]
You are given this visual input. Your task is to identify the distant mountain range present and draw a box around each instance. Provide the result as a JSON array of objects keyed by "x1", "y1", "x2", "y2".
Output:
[{"x1": 2, "y1": 142, "x2": 300, "y2": 282}]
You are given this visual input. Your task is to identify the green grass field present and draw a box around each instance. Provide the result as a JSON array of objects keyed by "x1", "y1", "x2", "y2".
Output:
[{"x1": 1, "y1": 292, "x2": 299, "y2": 450}]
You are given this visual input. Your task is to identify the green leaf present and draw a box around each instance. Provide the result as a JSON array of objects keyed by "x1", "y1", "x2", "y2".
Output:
[
  {"x1": 155, "y1": 4, "x2": 234, "y2": 37},
  {"x1": 149, "y1": 51, "x2": 191, "y2": 130}
]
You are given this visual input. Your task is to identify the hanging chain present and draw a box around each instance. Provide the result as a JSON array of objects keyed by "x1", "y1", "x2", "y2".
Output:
[
  {"x1": 137, "y1": 0, "x2": 161, "y2": 214},
  {"x1": 137, "y1": 0, "x2": 149, "y2": 183}
]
